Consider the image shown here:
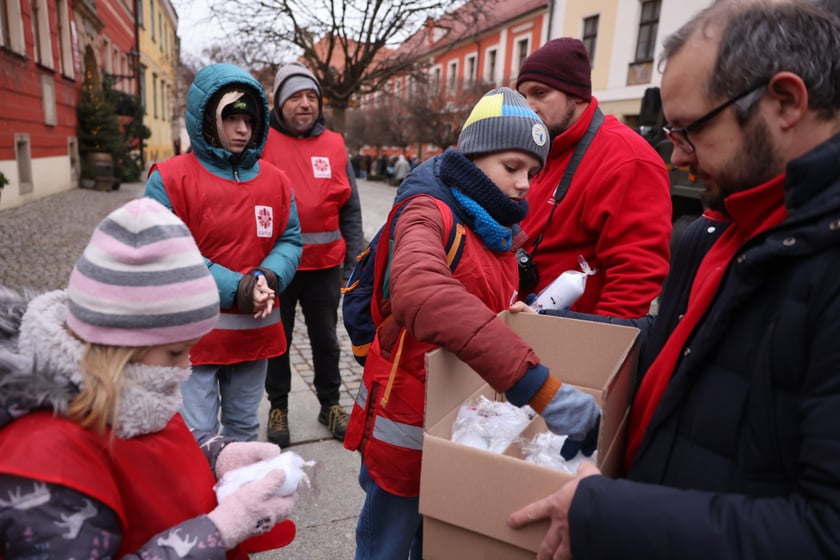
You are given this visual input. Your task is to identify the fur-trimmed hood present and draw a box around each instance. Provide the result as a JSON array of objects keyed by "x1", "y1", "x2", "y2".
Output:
[
  {"x1": 0, "y1": 288, "x2": 190, "y2": 438},
  {"x1": 0, "y1": 288, "x2": 79, "y2": 429}
]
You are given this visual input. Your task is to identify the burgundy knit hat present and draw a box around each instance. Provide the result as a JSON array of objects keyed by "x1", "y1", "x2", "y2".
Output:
[{"x1": 516, "y1": 38, "x2": 592, "y2": 101}]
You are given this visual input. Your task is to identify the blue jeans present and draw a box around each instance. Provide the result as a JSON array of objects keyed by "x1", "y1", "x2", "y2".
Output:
[
  {"x1": 355, "y1": 460, "x2": 422, "y2": 560},
  {"x1": 181, "y1": 360, "x2": 267, "y2": 441}
]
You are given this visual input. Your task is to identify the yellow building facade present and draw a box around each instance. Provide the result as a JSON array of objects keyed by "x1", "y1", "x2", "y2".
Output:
[
  {"x1": 137, "y1": 0, "x2": 179, "y2": 169},
  {"x1": 551, "y1": 0, "x2": 713, "y2": 123}
]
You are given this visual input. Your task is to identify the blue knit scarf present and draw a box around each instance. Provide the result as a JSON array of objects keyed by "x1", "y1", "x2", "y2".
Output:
[{"x1": 439, "y1": 149, "x2": 528, "y2": 252}]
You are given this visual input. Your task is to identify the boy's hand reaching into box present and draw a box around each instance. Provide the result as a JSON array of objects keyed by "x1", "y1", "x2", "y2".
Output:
[{"x1": 540, "y1": 385, "x2": 601, "y2": 459}]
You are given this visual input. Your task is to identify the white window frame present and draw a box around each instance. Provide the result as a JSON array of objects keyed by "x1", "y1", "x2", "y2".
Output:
[
  {"x1": 464, "y1": 53, "x2": 477, "y2": 89},
  {"x1": 447, "y1": 59, "x2": 458, "y2": 95},
  {"x1": 2, "y1": 0, "x2": 25, "y2": 54},
  {"x1": 41, "y1": 73, "x2": 56, "y2": 125},
  {"x1": 31, "y1": 0, "x2": 53, "y2": 68},
  {"x1": 56, "y1": 0, "x2": 74, "y2": 78},
  {"x1": 484, "y1": 47, "x2": 498, "y2": 85},
  {"x1": 514, "y1": 35, "x2": 530, "y2": 71}
]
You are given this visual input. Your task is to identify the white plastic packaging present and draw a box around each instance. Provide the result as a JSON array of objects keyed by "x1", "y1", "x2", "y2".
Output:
[
  {"x1": 520, "y1": 432, "x2": 597, "y2": 474},
  {"x1": 531, "y1": 255, "x2": 596, "y2": 312},
  {"x1": 451, "y1": 395, "x2": 534, "y2": 453},
  {"x1": 214, "y1": 450, "x2": 319, "y2": 503}
]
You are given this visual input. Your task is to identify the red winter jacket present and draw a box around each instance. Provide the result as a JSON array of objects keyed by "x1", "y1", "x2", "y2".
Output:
[{"x1": 520, "y1": 99, "x2": 672, "y2": 318}]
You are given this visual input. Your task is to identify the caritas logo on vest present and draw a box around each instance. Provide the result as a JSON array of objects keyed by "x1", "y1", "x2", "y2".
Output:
[
  {"x1": 255, "y1": 206, "x2": 274, "y2": 237},
  {"x1": 312, "y1": 156, "x2": 332, "y2": 178}
]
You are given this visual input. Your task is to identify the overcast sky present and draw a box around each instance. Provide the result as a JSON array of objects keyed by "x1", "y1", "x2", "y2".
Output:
[{"x1": 173, "y1": 0, "x2": 228, "y2": 60}]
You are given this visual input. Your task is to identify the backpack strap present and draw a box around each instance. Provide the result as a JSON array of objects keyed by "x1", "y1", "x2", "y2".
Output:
[{"x1": 373, "y1": 195, "x2": 465, "y2": 408}]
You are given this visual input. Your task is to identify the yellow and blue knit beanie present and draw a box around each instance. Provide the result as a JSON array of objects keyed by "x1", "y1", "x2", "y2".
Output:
[{"x1": 457, "y1": 87, "x2": 550, "y2": 167}]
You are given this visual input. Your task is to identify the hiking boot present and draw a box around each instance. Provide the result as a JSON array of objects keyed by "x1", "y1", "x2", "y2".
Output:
[
  {"x1": 318, "y1": 404, "x2": 348, "y2": 442},
  {"x1": 267, "y1": 407, "x2": 290, "y2": 447}
]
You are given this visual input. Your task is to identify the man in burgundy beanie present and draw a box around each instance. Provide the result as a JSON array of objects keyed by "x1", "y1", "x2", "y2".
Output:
[{"x1": 515, "y1": 37, "x2": 672, "y2": 320}]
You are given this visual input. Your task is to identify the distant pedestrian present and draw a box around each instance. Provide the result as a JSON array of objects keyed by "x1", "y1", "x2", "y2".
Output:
[
  {"x1": 393, "y1": 154, "x2": 411, "y2": 186},
  {"x1": 145, "y1": 62, "x2": 302, "y2": 442},
  {"x1": 359, "y1": 152, "x2": 371, "y2": 180}
]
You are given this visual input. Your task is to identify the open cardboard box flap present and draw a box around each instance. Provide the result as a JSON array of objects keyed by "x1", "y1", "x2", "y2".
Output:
[{"x1": 420, "y1": 311, "x2": 639, "y2": 554}]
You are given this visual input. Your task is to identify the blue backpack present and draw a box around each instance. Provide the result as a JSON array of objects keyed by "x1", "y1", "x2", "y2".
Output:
[{"x1": 341, "y1": 195, "x2": 465, "y2": 366}]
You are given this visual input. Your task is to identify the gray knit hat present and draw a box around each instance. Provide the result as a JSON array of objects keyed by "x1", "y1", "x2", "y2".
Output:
[
  {"x1": 272, "y1": 62, "x2": 321, "y2": 112},
  {"x1": 457, "y1": 87, "x2": 550, "y2": 167}
]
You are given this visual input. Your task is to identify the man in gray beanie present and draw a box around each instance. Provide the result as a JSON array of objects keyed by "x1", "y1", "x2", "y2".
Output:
[
  {"x1": 262, "y1": 61, "x2": 364, "y2": 447},
  {"x1": 515, "y1": 38, "x2": 672, "y2": 320}
]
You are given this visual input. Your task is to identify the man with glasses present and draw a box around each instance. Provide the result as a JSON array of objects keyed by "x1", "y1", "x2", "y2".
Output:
[
  {"x1": 515, "y1": 38, "x2": 672, "y2": 319},
  {"x1": 508, "y1": 2, "x2": 840, "y2": 559}
]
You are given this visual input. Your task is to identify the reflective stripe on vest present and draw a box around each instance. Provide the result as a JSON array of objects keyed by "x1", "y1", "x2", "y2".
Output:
[
  {"x1": 301, "y1": 229, "x2": 341, "y2": 245},
  {"x1": 353, "y1": 383, "x2": 424, "y2": 451},
  {"x1": 215, "y1": 307, "x2": 281, "y2": 330}
]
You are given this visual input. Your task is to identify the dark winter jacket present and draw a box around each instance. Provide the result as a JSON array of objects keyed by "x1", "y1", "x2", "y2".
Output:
[{"x1": 567, "y1": 132, "x2": 840, "y2": 559}]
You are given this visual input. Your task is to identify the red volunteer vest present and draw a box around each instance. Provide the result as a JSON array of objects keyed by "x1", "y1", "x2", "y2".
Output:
[
  {"x1": 344, "y1": 204, "x2": 518, "y2": 497},
  {"x1": 153, "y1": 154, "x2": 292, "y2": 365},
  {"x1": 0, "y1": 412, "x2": 294, "y2": 557},
  {"x1": 263, "y1": 128, "x2": 351, "y2": 270}
]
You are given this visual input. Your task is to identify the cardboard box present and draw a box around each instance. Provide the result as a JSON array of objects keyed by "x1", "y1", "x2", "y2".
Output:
[{"x1": 419, "y1": 311, "x2": 639, "y2": 559}]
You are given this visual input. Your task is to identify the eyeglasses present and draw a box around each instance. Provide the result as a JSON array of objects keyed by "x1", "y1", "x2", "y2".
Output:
[{"x1": 662, "y1": 81, "x2": 769, "y2": 154}]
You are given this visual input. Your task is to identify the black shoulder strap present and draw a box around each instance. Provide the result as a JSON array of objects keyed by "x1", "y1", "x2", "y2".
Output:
[{"x1": 530, "y1": 108, "x2": 605, "y2": 256}]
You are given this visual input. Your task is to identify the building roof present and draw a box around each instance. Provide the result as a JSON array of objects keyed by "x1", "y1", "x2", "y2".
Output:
[{"x1": 398, "y1": 0, "x2": 548, "y2": 57}]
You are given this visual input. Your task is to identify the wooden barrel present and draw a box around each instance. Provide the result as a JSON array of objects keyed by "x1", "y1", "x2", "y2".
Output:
[{"x1": 87, "y1": 152, "x2": 114, "y2": 178}]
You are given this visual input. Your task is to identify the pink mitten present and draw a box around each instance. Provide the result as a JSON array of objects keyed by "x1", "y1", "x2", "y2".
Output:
[
  {"x1": 207, "y1": 469, "x2": 299, "y2": 548},
  {"x1": 216, "y1": 441, "x2": 281, "y2": 479}
]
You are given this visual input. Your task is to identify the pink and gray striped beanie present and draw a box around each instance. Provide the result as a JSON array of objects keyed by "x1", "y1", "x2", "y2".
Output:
[{"x1": 66, "y1": 197, "x2": 220, "y2": 347}]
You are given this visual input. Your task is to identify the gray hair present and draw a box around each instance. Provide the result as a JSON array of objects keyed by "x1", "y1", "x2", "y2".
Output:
[{"x1": 660, "y1": 0, "x2": 840, "y2": 122}]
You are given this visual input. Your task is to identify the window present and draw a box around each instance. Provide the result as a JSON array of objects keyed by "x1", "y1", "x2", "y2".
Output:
[
  {"x1": 634, "y1": 0, "x2": 660, "y2": 62},
  {"x1": 447, "y1": 60, "x2": 458, "y2": 94},
  {"x1": 30, "y1": 0, "x2": 52, "y2": 67},
  {"x1": 0, "y1": 0, "x2": 8, "y2": 48},
  {"x1": 582, "y1": 15, "x2": 599, "y2": 61},
  {"x1": 2, "y1": 0, "x2": 25, "y2": 53},
  {"x1": 515, "y1": 38, "x2": 529, "y2": 70},
  {"x1": 41, "y1": 74, "x2": 56, "y2": 125},
  {"x1": 137, "y1": 0, "x2": 144, "y2": 26},
  {"x1": 150, "y1": 0, "x2": 155, "y2": 41},
  {"x1": 152, "y1": 73, "x2": 158, "y2": 118},
  {"x1": 102, "y1": 38, "x2": 110, "y2": 73},
  {"x1": 55, "y1": 0, "x2": 74, "y2": 77},
  {"x1": 431, "y1": 66, "x2": 442, "y2": 94},
  {"x1": 485, "y1": 48, "x2": 497, "y2": 84},
  {"x1": 15, "y1": 134, "x2": 33, "y2": 195},
  {"x1": 465, "y1": 54, "x2": 477, "y2": 88},
  {"x1": 140, "y1": 64, "x2": 147, "y2": 114}
]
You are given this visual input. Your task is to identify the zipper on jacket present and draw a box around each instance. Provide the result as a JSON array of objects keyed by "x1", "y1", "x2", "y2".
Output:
[{"x1": 232, "y1": 164, "x2": 240, "y2": 182}]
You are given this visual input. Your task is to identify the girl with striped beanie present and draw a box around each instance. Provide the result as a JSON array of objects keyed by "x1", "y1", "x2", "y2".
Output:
[{"x1": 0, "y1": 197, "x2": 299, "y2": 557}]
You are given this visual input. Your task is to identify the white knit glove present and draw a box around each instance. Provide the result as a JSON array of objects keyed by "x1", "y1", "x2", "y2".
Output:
[
  {"x1": 216, "y1": 441, "x2": 281, "y2": 479},
  {"x1": 207, "y1": 469, "x2": 299, "y2": 549}
]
